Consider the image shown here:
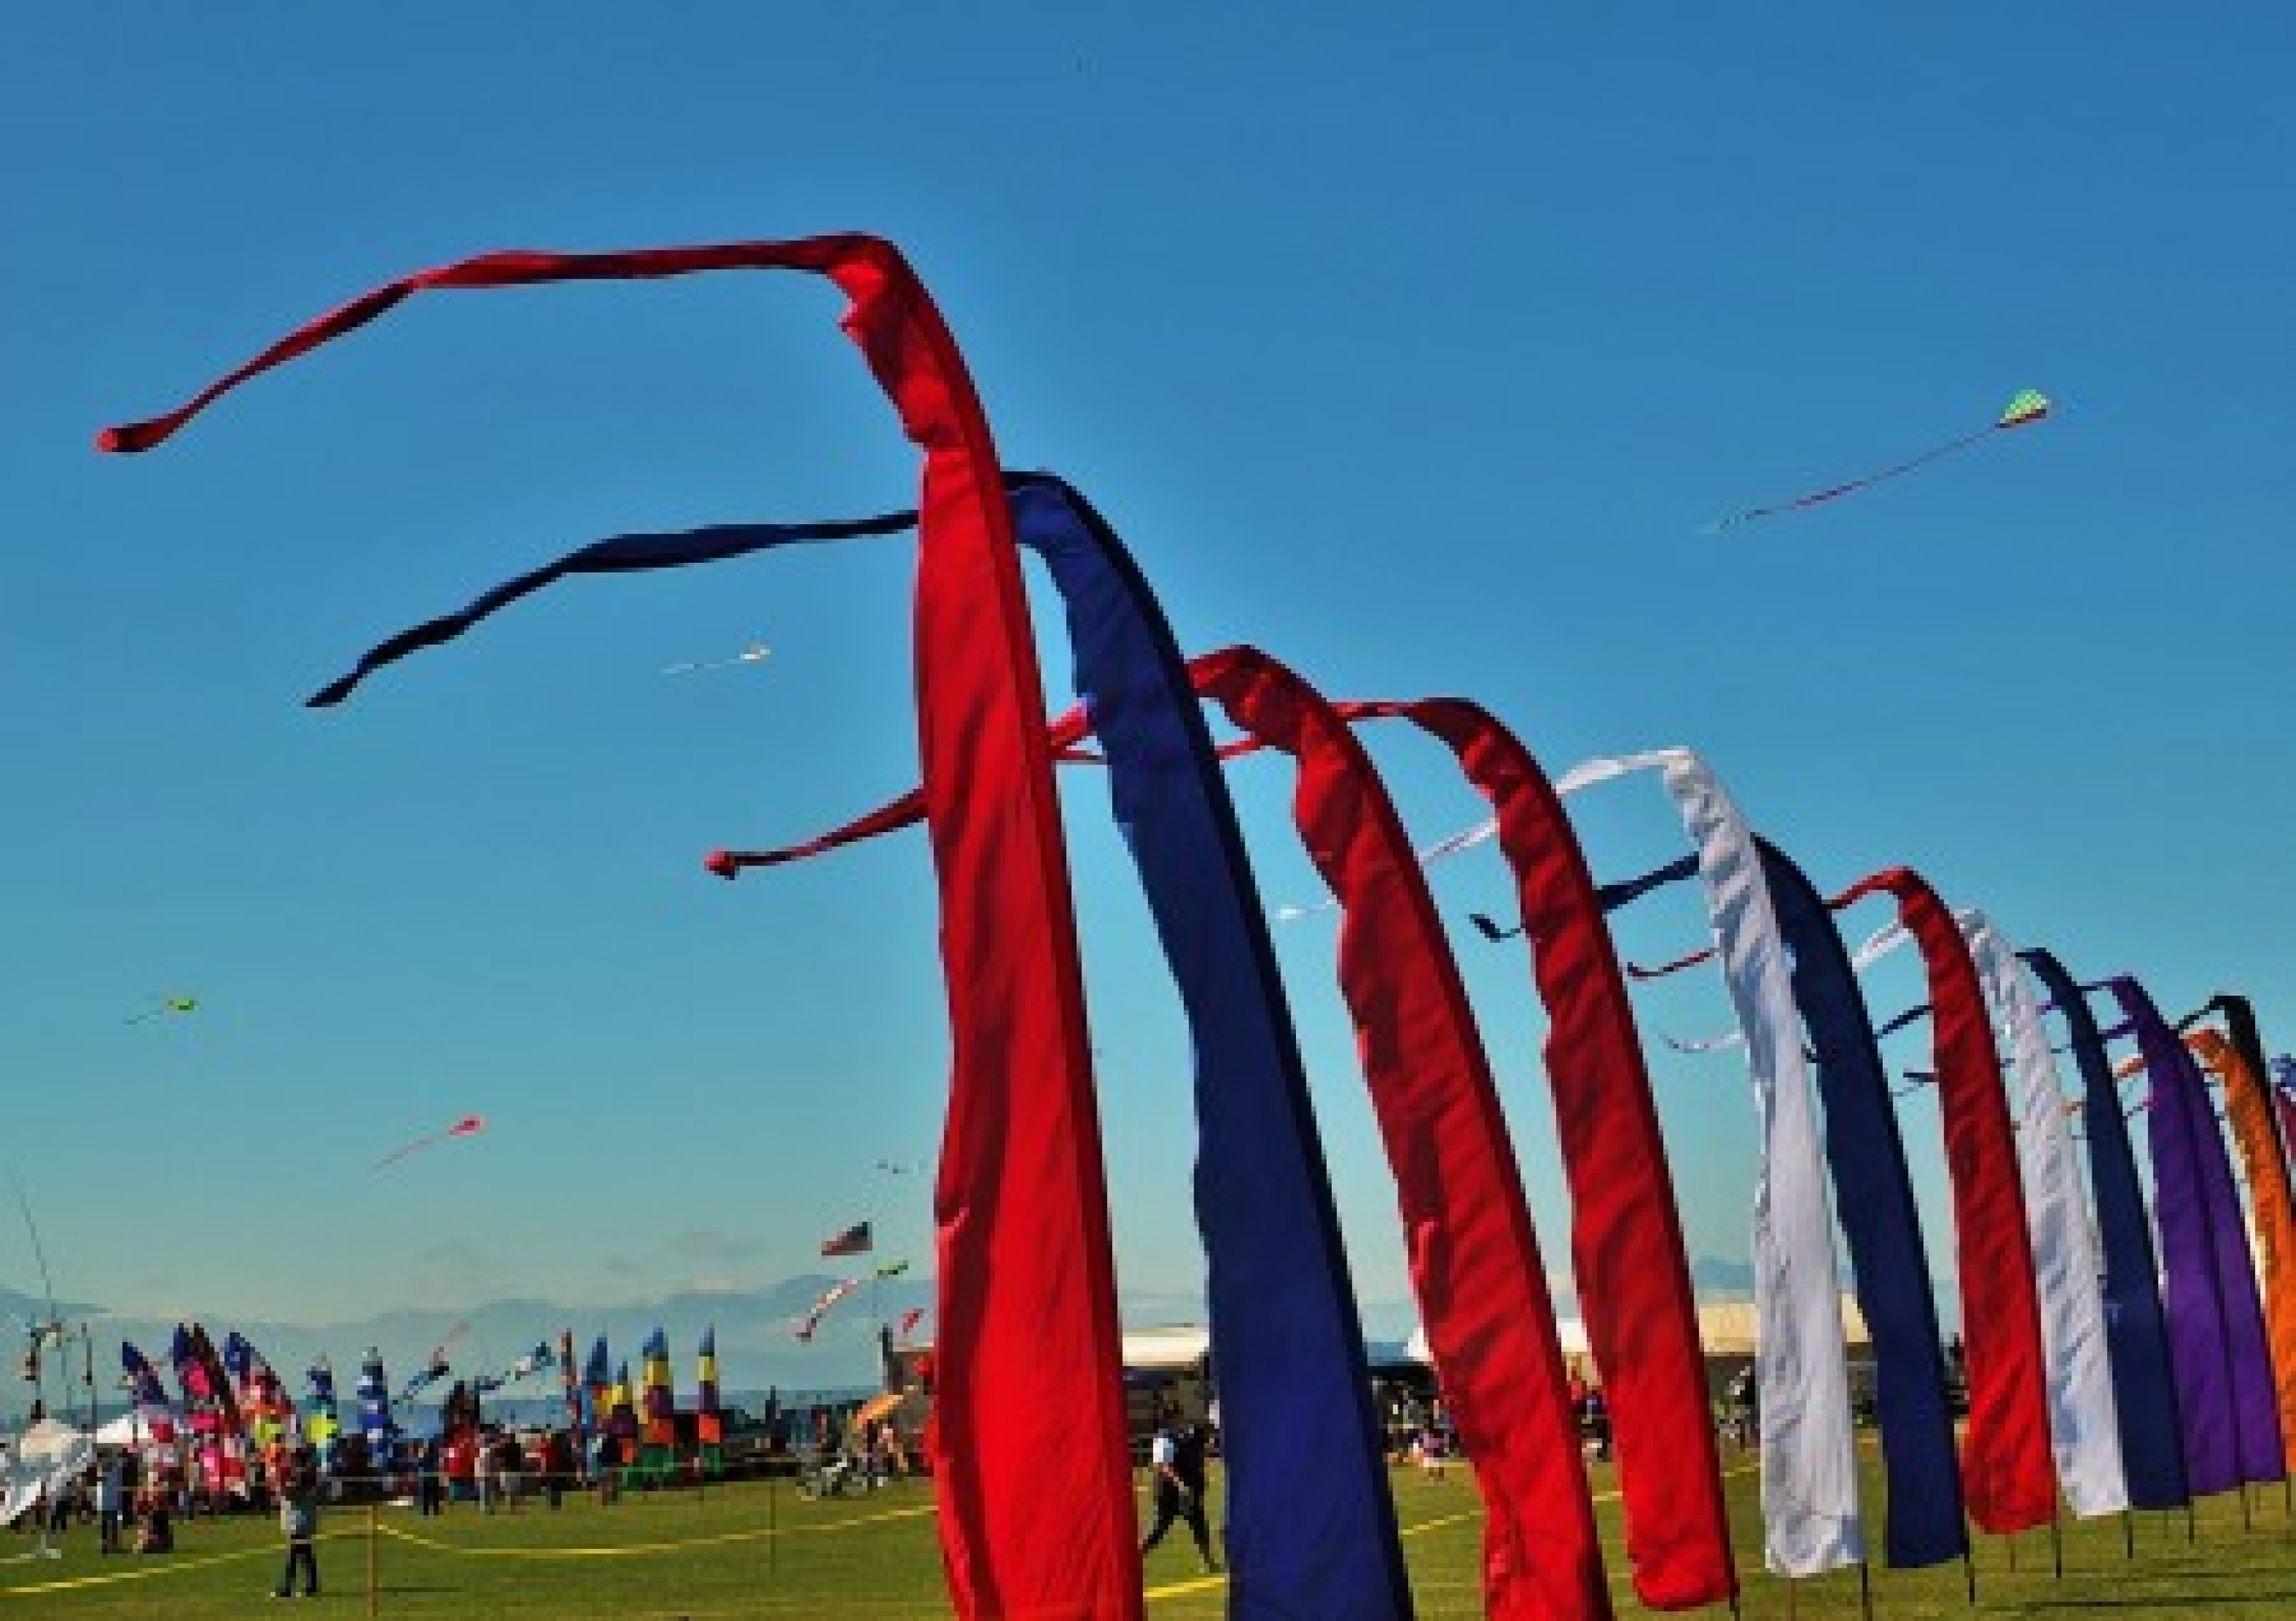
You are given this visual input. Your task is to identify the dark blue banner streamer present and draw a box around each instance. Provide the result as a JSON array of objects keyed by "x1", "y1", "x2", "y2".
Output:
[
  {"x1": 2021, "y1": 950, "x2": 2188, "y2": 1509},
  {"x1": 1755, "y1": 837, "x2": 1967, "y2": 1569},
  {"x1": 1595, "y1": 844, "x2": 1967, "y2": 1566}
]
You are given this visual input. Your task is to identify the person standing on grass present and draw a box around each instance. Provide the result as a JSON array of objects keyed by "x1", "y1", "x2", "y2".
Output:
[
  {"x1": 1138, "y1": 1413, "x2": 1220, "y2": 1576},
  {"x1": 544, "y1": 1429, "x2": 574, "y2": 1509},
  {"x1": 271, "y1": 1445, "x2": 321, "y2": 1599},
  {"x1": 96, "y1": 1451, "x2": 127, "y2": 1553}
]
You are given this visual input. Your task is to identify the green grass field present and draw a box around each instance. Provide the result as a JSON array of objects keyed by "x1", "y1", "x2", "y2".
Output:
[{"x1": 4, "y1": 1448, "x2": 2293, "y2": 1617}]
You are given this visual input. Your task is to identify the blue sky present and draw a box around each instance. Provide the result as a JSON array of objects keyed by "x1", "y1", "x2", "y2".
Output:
[{"x1": 7, "y1": 6, "x2": 2293, "y2": 1384}]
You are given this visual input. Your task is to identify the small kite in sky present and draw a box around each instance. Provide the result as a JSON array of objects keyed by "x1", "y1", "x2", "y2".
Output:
[
  {"x1": 1702, "y1": 389, "x2": 2051, "y2": 532},
  {"x1": 794, "y1": 1277, "x2": 863, "y2": 1343},
  {"x1": 372, "y1": 1113, "x2": 487, "y2": 1172},
  {"x1": 661, "y1": 643, "x2": 771, "y2": 677},
  {"x1": 123, "y1": 995, "x2": 199, "y2": 1025}
]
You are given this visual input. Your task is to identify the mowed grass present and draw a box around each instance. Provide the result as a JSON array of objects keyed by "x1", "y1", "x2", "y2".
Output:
[{"x1": 5, "y1": 1444, "x2": 2295, "y2": 1617}]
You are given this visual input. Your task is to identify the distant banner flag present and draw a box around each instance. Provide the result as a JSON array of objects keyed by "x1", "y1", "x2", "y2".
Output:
[
  {"x1": 609, "y1": 1363, "x2": 639, "y2": 1448},
  {"x1": 697, "y1": 1327, "x2": 723, "y2": 1446},
  {"x1": 222, "y1": 1332, "x2": 254, "y2": 1398},
  {"x1": 170, "y1": 1323, "x2": 214, "y2": 1408},
  {"x1": 820, "y1": 1221, "x2": 873, "y2": 1257},
  {"x1": 355, "y1": 1347, "x2": 394, "y2": 1449},
  {"x1": 173, "y1": 1322, "x2": 241, "y2": 1432},
  {"x1": 559, "y1": 1330, "x2": 581, "y2": 1450},
  {"x1": 119, "y1": 1341, "x2": 178, "y2": 1446},
  {"x1": 225, "y1": 1331, "x2": 296, "y2": 1456},
  {"x1": 303, "y1": 1357, "x2": 341, "y2": 1463},
  {"x1": 641, "y1": 1328, "x2": 675, "y2": 1446},
  {"x1": 399, "y1": 1346, "x2": 451, "y2": 1403},
  {"x1": 584, "y1": 1335, "x2": 611, "y2": 1446}
]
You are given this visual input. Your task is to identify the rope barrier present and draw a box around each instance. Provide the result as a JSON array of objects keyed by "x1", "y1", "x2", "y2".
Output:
[
  {"x1": 375, "y1": 1501, "x2": 938, "y2": 1561},
  {"x1": 0, "y1": 1461, "x2": 1759, "y2": 1601}
]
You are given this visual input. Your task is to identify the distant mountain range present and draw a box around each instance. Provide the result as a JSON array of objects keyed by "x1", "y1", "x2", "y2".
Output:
[{"x1": 2, "y1": 1273, "x2": 934, "y2": 1428}]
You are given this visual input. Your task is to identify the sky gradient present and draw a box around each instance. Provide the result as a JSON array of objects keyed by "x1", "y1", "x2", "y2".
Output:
[{"x1": 7, "y1": 6, "x2": 2292, "y2": 1390}]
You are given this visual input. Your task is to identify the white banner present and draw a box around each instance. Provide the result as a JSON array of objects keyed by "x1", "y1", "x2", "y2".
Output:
[{"x1": 1560, "y1": 747, "x2": 1863, "y2": 1576}]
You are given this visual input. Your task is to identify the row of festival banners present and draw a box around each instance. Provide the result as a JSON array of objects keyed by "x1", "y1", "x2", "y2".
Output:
[
  {"x1": 114, "y1": 1325, "x2": 735, "y2": 1476},
  {"x1": 98, "y1": 234, "x2": 2296, "y2": 1621}
]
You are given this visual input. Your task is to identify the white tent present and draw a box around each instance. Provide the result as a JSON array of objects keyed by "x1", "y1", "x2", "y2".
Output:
[
  {"x1": 1403, "y1": 1316, "x2": 1591, "y2": 1367},
  {"x1": 1120, "y1": 1325, "x2": 1210, "y2": 1373},
  {"x1": 95, "y1": 1410, "x2": 178, "y2": 1449},
  {"x1": 1, "y1": 1420, "x2": 93, "y2": 1526},
  {"x1": 1399, "y1": 1299, "x2": 1868, "y2": 1369}
]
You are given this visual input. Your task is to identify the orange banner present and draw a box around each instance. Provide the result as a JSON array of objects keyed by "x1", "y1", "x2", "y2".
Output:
[{"x1": 2188, "y1": 1027, "x2": 2296, "y2": 1465}]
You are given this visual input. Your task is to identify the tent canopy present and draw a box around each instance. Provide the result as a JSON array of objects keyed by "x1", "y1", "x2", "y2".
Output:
[
  {"x1": 1120, "y1": 1326, "x2": 1211, "y2": 1373},
  {"x1": 1402, "y1": 1299, "x2": 1870, "y2": 1370}
]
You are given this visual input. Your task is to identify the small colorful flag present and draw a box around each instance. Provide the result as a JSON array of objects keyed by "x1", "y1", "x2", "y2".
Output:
[{"x1": 820, "y1": 1220, "x2": 873, "y2": 1257}]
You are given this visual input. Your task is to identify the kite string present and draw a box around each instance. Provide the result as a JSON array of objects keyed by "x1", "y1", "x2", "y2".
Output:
[{"x1": 1740, "y1": 423, "x2": 1999, "y2": 522}]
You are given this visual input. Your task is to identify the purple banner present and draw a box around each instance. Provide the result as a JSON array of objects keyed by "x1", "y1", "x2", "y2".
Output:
[{"x1": 2111, "y1": 977, "x2": 2285, "y2": 1491}]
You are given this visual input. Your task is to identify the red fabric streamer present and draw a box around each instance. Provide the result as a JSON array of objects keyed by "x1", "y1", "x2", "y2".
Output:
[
  {"x1": 100, "y1": 237, "x2": 1135, "y2": 1621},
  {"x1": 1339, "y1": 700, "x2": 1731, "y2": 1607},
  {"x1": 1193, "y1": 651, "x2": 1604, "y2": 1621},
  {"x1": 1206, "y1": 701, "x2": 1730, "y2": 1603},
  {"x1": 1828, "y1": 869, "x2": 2054, "y2": 1534},
  {"x1": 722, "y1": 648, "x2": 1607, "y2": 1621}
]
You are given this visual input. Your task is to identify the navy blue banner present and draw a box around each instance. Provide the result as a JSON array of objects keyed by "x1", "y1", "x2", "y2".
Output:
[
  {"x1": 317, "y1": 473, "x2": 1415, "y2": 1619},
  {"x1": 2019, "y1": 950, "x2": 2189, "y2": 1509},
  {"x1": 1596, "y1": 843, "x2": 1967, "y2": 1565},
  {"x1": 1758, "y1": 839, "x2": 1966, "y2": 1569}
]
